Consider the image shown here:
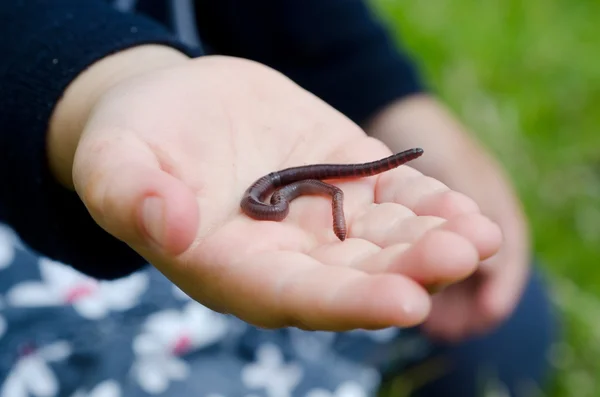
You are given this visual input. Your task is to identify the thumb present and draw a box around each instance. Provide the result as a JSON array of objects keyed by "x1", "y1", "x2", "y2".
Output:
[{"x1": 72, "y1": 133, "x2": 199, "y2": 257}]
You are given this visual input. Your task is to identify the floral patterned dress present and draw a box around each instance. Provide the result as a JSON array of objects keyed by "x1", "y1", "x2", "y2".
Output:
[
  {"x1": 0, "y1": 222, "x2": 557, "y2": 397},
  {"x1": 0, "y1": 223, "x2": 437, "y2": 397}
]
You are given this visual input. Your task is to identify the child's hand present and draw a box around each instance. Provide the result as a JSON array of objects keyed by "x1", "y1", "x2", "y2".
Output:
[
  {"x1": 366, "y1": 94, "x2": 530, "y2": 340},
  {"x1": 49, "y1": 49, "x2": 502, "y2": 331}
]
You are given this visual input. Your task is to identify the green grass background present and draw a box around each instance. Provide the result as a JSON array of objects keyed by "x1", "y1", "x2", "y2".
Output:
[{"x1": 373, "y1": 0, "x2": 600, "y2": 396}]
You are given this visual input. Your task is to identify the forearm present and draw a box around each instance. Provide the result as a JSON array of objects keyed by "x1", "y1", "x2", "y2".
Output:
[
  {"x1": 364, "y1": 94, "x2": 491, "y2": 176},
  {"x1": 0, "y1": 0, "x2": 202, "y2": 278},
  {"x1": 365, "y1": 94, "x2": 517, "y2": 197},
  {"x1": 365, "y1": 94, "x2": 530, "y2": 261}
]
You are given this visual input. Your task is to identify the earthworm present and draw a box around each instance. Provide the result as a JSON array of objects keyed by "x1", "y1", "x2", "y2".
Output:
[{"x1": 240, "y1": 148, "x2": 424, "y2": 240}]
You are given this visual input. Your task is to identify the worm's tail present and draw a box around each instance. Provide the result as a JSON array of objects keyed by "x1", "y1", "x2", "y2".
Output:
[{"x1": 277, "y1": 148, "x2": 424, "y2": 183}]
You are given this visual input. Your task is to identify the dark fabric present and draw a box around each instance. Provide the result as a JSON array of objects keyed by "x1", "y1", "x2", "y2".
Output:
[{"x1": 193, "y1": 0, "x2": 425, "y2": 124}]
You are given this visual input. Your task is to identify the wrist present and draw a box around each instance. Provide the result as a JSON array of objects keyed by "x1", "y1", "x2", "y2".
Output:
[
  {"x1": 47, "y1": 44, "x2": 189, "y2": 189},
  {"x1": 365, "y1": 94, "x2": 515, "y2": 190},
  {"x1": 365, "y1": 93, "x2": 517, "y2": 199}
]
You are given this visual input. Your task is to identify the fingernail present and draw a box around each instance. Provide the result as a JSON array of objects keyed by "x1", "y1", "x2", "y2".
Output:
[{"x1": 142, "y1": 197, "x2": 164, "y2": 247}]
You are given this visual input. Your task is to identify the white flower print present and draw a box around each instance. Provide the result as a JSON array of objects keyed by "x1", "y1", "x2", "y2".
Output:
[
  {"x1": 241, "y1": 343, "x2": 303, "y2": 397},
  {"x1": 0, "y1": 341, "x2": 72, "y2": 397},
  {"x1": 305, "y1": 381, "x2": 368, "y2": 397},
  {"x1": 140, "y1": 301, "x2": 230, "y2": 354},
  {"x1": 70, "y1": 379, "x2": 121, "y2": 397},
  {"x1": 0, "y1": 223, "x2": 18, "y2": 270},
  {"x1": 131, "y1": 350, "x2": 188, "y2": 395},
  {"x1": 131, "y1": 302, "x2": 230, "y2": 394},
  {"x1": 288, "y1": 328, "x2": 336, "y2": 362},
  {"x1": 6, "y1": 258, "x2": 149, "y2": 319},
  {"x1": 172, "y1": 284, "x2": 249, "y2": 340}
]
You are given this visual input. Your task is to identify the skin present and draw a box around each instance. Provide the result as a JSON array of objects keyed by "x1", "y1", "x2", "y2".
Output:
[
  {"x1": 365, "y1": 95, "x2": 531, "y2": 341},
  {"x1": 47, "y1": 45, "x2": 503, "y2": 332}
]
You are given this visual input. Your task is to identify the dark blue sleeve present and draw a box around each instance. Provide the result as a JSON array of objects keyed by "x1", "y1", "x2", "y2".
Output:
[
  {"x1": 0, "y1": 1, "x2": 203, "y2": 279},
  {"x1": 194, "y1": 0, "x2": 426, "y2": 125}
]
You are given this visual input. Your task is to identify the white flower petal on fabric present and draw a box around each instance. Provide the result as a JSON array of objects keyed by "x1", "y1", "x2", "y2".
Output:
[
  {"x1": 0, "y1": 224, "x2": 16, "y2": 270},
  {"x1": 38, "y1": 258, "x2": 91, "y2": 292},
  {"x1": 355, "y1": 368, "x2": 380, "y2": 393},
  {"x1": 183, "y1": 302, "x2": 229, "y2": 349},
  {"x1": 139, "y1": 304, "x2": 230, "y2": 355},
  {"x1": 132, "y1": 360, "x2": 170, "y2": 395},
  {"x1": 20, "y1": 355, "x2": 59, "y2": 397},
  {"x1": 132, "y1": 333, "x2": 164, "y2": 356},
  {"x1": 288, "y1": 329, "x2": 336, "y2": 362},
  {"x1": 141, "y1": 310, "x2": 184, "y2": 350},
  {"x1": 99, "y1": 272, "x2": 149, "y2": 310},
  {"x1": 332, "y1": 382, "x2": 367, "y2": 397},
  {"x1": 241, "y1": 343, "x2": 303, "y2": 397},
  {"x1": 0, "y1": 371, "x2": 28, "y2": 397},
  {"x1": 0, "y1": 341, "x2": 72, "y2": 397},
  {"x1": 130, "y1": 352, "x2": 191, "y2": 395},
  {"x1": 16, "y1": 257, "x2": 149, "y2": 320},
  {"x1": 88, "y1": 380, "x2": 122, "y2": 397},
  {"x1": 72, "y1": 298, "x2": 109, "y2": 320},
  {"x1": 6, "y1": 282, "x2": 61, "y2": 307},
  {"x1": 6, "y1": 257, "x2": 96, "y2": 310},
  {"x1": 0, "y1": 344, "x2": 70, "y2": 397},
  {"x1": 304, "y1": 382, "x2": 367, "y2": 397},
  {"x1": 129, "y1": 303, "x2": 231, "y2": 395},
  {"x1": 162, "y1": 356, "x2": 190, "y2": 380},
  {"x1": 131, "y1": 309, "x2": 196, "y2": 395}
]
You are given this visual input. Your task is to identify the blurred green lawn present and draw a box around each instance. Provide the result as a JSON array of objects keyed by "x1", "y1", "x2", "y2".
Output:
[{"x1": 373, "y1": 0, "x2": 600, "y2": 396}]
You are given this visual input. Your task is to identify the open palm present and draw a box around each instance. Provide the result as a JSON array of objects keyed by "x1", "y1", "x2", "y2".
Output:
[{"x1": 73, "y1": 56, "x2": 502, "y2": 331}]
